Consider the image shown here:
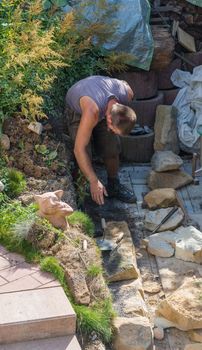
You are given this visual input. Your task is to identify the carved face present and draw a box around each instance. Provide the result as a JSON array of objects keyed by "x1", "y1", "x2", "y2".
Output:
[{"x1": 34, "y1": 190, "x2": 73, "y2": 216}]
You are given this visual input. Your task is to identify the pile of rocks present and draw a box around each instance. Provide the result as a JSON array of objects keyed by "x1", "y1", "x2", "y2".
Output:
[
  {"x1": 148, "y1": 105, "x2": 193, "y2": 190},
  {"x1": 103, "y1": 221, "x2": 154, "y2": 350},
  {"x1": 143, "y1": 184, "x2": 202, "y2": 346}
]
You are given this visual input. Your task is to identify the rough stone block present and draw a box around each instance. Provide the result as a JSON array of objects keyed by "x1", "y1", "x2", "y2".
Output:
[
  {"x1": 148, "y1": 170, "x2": 193, "y2": 190},
  {"x1": 104, "y1": 222, "x2": 139, "y2": 282},
  {"x1": 110, "y1": 279, "x2": 148, "y2": 318},
  {"x1": 156, "y1": 279, "x2": 202, "y2": 331},
  {"x1": 65, "y1": 269, "x2": 90, "y2": 305},
  {"x1": 151, "y1": 151, "x2": 183, "y2": 172},
  {"x1": 113, "y1": 316, "x2": 153, "y2": 350},
  {"x1": 144, "y1": 188, "x2": 178, "y2": 210},
  {"x1": 154, "y1": 105, "x2": 179, "y2": 154}
]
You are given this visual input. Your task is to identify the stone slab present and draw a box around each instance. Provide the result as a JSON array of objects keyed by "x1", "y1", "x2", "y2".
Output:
[
  {"x1": 0, "y1": 336, "x2": 81, "y2": 350},
  {"x1": 0, "y1": 287, "x2": 76, "y2": 343},
  {"x1": 104, "y1": 221, "x2": 139, "y2": 282}
]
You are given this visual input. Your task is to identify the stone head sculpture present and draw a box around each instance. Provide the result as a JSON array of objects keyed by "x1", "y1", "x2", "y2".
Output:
[{"x1": 34, "y1": 190, "x2": 74, "y2": 230}]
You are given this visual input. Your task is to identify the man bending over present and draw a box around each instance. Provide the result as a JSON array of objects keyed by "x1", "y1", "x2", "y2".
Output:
[{"x1": 65, "y1": 75, "x2": 137, "y2": 205}]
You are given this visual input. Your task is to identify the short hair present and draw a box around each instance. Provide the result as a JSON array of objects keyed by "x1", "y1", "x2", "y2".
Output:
[{"x1": 110, "y1": 103, "x2": 136, "y2": 135}]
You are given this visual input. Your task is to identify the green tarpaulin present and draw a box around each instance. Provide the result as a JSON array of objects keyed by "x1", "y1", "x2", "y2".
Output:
[{"x1": 186, "y1": 0, "x2": 202, "y2": 7}]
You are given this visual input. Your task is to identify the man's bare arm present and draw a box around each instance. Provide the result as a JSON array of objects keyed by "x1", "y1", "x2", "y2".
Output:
[{"x1": 74, "y1": 98, "x2": 107, "y2": 204}]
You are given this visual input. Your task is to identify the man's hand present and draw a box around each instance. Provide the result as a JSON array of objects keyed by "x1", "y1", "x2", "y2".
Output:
[{"x1": 90, "y1": 179, "x2": 108, "y2": 205}]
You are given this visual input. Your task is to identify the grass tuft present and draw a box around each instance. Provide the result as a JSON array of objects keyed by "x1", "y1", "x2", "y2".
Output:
[
  {"x1": 87, "y1": 264, "x2": 103, "y2": 278},
  {"x1": 68, "y1": 211, "x2": 95, "y2": 237},
  {"x1": 74, "y1": 298, "x2": 115, "y2": 343}
]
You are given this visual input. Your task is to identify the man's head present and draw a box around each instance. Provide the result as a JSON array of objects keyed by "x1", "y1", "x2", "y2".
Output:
[{"x1": 107, "y1": 103, "x2": 136, "y2": 135}]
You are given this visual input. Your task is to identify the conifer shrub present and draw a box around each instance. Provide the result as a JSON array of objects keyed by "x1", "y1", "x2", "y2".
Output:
[{"x1": 0, "y1": 0, "x2": 127, "y2": 131}]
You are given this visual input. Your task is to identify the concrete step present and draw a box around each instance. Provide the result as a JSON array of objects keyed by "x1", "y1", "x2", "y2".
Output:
[
  {"x1": 0, "y1": 287, "x2": 76, "y2": 344},
  {"x1": 0, "y1": 335, "x2": 81, "y2": 350}
]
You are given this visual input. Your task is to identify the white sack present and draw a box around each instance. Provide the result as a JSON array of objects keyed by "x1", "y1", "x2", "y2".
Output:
[{"x1": 171, "y1": 65, "x2": 202, "y2": 152}]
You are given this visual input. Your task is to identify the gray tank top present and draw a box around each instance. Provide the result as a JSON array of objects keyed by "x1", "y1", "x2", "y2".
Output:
[{"x1": 65, "y1": 75, "x2": 129, "y2": 120}]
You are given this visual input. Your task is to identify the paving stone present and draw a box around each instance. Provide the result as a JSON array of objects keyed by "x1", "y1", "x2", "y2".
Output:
[
  {"x1": 4, "y1": 252, "x2": 25, "y2": 264},
  {"x1": 156, "y1": 279, "x2": 202, "y2": 331},
  {"x1": 144, "y1": 207, "x2": 184, "y2": 232},
  {"x1": 113, "y1": 316, "x2": 153, "y2": 350},
  {"x1": 151, "y1": 151, "x2": 183, "y2": 172},
  {"x1": 31, "y1": 271, "x2": 55, "y2": 285},
  {"x1": 0, "y1": 287, "x2": 76, "y2": 343},
  {"x1": 0, "y1": 262, "x2": 39, "y2": 282},
  {"x1": 0, "y1": 275, "x2": 41, "y2": 293},
  {"x1": 154, "y1": 105, "x2": 179, "y2": 154},
  {"x1": 0, "y1": 257, "x2": 12, "y2": 271},
  {"x1": 0, "y1": 335, "x2": 81, "y2": 350},
  {"x1": 148, "y1": 170, "x2": 193, "y2": 190},
  {"x1": 0, "y1": 277, "x2": 7, "y2": 286},
  {"x1": 38, "y1": 280, "x2": 61, "y2": 288}
]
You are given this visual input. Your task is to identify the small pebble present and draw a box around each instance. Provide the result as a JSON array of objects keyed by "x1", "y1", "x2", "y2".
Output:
[{"x1": 154, "y1": 327, "x2": 164, "y2": 340}]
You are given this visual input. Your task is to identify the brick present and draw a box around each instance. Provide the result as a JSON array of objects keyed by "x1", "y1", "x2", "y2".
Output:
[
  {"x1": 0, "y1": 287, "x2": 76, "y2": 343},
  {"x1": 0, "y1": 275, "x2": 41, "y2": 294},
  {"x1": 0, "y1": 262, "x2": 39, "y2": 282}
]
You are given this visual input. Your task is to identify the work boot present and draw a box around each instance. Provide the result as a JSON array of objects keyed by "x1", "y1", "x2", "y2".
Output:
[{"x1": 106, "y1": 177, "x2": 137, "y2": 203}]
